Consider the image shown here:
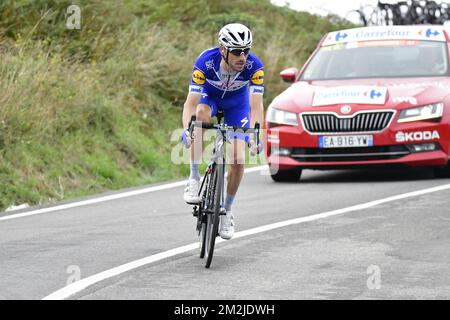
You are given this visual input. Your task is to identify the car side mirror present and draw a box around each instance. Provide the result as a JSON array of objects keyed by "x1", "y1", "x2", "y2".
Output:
[{"x1": 280, "y1": 67, "x2": 299, "y2": 83}]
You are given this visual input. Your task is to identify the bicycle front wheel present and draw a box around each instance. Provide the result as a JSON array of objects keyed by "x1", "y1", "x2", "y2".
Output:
[
  {"x1": 199, "y1": 166, "x2": 215, "y2": 259},
  {"x1": 205, "y1": 162, "x2": 224, "y2": 268}
]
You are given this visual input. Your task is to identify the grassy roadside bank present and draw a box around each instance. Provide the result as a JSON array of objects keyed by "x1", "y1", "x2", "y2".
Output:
[{"x1": 0, "y1": 0, "x2": 353, "y2": 211}]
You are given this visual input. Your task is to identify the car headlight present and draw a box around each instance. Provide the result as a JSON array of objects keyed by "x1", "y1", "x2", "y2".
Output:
[
  {"x1": 266, "y1": 106, "x2": 298, "y2": 126},
  {"x1": 397, "y1": 103, "x2": 444, "y2": 123}
]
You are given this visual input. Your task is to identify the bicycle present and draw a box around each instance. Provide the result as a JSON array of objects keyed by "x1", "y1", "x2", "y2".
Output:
[{"x1": 187, "y1": 111, "x2": 260, "y2": 268}]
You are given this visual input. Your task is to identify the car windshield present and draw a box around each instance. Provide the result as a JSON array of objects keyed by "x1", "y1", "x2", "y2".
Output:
[{"x1": 301, "y1": 40, "x2": 449, "y2": 80}]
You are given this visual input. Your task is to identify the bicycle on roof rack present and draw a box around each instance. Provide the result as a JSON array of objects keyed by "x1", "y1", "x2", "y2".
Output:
[{"x1": 347, "y1": 0, "x2": 450, "y2": 26}]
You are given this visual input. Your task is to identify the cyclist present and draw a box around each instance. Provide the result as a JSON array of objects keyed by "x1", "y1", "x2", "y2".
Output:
[{"x1": 181, "y1": 23, "x2": 264, "y2": 240}]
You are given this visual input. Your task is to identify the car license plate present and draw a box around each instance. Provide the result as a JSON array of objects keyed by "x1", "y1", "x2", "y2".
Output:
[{"x1": 319, "y1": 135, "x2": 373, "y2": 148}]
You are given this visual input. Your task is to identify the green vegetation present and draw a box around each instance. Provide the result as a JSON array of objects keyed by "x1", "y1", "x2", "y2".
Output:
[{"x1": 0, "y1": 0, "x2": 353, "y2": 211}]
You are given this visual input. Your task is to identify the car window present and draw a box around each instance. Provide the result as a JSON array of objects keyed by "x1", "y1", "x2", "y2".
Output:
[{"x1": 301, "y1": 40, "x2": 449, "y2": 80}]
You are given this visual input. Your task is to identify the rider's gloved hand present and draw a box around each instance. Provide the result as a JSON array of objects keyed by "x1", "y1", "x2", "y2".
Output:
[
  {"x1": 181, "y1": 129, "x2": 192, "y2": 148},
  {"x1": 248, "y1": 139, "x2": 264, "y2": 156}
]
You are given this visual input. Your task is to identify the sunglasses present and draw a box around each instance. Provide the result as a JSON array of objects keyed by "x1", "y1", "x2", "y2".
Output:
[{"x1": 228, "y1": 47, "x2": 251, "y2": 56}]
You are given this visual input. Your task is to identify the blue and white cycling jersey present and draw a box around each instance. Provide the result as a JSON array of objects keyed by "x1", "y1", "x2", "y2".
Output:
[
  {"x1": 189, "y1": 47, "x2": 264, "y2": 97},
  {"x1": 188, "y1": 47, "x2": 264, "y2": 130}
]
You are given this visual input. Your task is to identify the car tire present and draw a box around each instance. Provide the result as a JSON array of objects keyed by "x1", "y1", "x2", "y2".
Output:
[
  {"x1": 433, "y1": 161, "x2": 450, "y2": 178},
  {"x1": 270, "y1": 167, "x2": 302, "y2": 182}
]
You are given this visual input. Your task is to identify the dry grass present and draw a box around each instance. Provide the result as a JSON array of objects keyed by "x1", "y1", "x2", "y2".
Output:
[{"x1": 0, "y1": 0, "x2": 354, "y2": 210}]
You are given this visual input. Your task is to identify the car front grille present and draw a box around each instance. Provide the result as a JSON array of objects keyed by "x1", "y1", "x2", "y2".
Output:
[
  {"x1": 290, "y1": 145, "x2": 410, "y2": 162},
  {"x1": 301, "y1": 111, "x2": 394, "y2": 133}
]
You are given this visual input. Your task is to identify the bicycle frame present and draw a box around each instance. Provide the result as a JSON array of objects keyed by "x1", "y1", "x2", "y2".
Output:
[
  {"x1": 192, "y1": 112, "x2": 259, "y2": 207},
  {"x1": 196, "y1": 115, "x2": 227, "y2": 210}
]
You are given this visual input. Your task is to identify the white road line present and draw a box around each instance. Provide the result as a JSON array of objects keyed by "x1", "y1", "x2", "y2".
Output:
[
  {"x1": 43, "y1": 182, "x2": 450, "y2": 300},
  {"x1": 0, "y1": 165, "x2": 269, "y2": 222}
]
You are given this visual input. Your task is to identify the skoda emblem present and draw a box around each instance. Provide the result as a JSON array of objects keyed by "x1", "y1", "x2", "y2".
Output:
[{"x1": 341, "y1": 105, "x2": 352, "y2": 114}]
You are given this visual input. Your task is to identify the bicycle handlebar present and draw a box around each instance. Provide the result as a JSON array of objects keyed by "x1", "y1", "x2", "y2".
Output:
[{"x1": 188, "y1": 115, "x2": 260, "y2": 147}]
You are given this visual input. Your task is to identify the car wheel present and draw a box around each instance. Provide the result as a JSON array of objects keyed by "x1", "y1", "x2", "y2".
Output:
[
  {"x1": 270, "y1": 168, "x2": 302, "y2": 182},
  {"x1": 434, "y1": 161, "x2": 450, "y2": 178}
]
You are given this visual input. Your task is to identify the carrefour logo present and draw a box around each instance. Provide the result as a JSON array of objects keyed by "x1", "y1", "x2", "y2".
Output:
[
  {"x1": 322, "y1": 26, "x2": 446, "y2": 47},
  {"x1": 368, "y1": 89, "x2": 382, "y2": 99},
  {"x1": 395, "y1": 130, "x2": 440, "y2": 142},
  {"x1": 425, "y1": 28, "x2": 440, "y2": 38},
  {"x1": 335, "y1": 32, "x2": 348, "y2": 41},
  {"x1": 312, "y1": 86, "x2": 387, "y2": 106}
]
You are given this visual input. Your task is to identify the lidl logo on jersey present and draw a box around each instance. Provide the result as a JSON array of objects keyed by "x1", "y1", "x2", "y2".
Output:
[
  {"x1": 312, "y1": 86, "x2": 387, "y2": 106},
  {"x1": 251, "y1": 70, "x2": 264, "y2": 85},
  {"x1": 192, "y1": 69, "x2": 205, "y2": 85}
]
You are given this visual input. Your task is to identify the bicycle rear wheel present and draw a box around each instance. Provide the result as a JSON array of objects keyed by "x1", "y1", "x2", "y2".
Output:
[{"x1": 204, "y1": 162, "x2": 223, "y2": 268}]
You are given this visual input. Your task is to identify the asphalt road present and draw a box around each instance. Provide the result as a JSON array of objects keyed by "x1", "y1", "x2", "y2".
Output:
[{"x1": 1, "y1": 167, "x2": 449, "y2": 300}]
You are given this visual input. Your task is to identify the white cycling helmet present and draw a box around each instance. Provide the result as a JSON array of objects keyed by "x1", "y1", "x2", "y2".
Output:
[{"x1": 218, "y1": 23, "x2": 252, "y2": 49}]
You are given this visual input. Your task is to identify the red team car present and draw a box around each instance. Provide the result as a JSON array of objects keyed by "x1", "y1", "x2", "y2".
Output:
[{"x1": 265, "y1": 25, "x2": 450, "y2": 181}]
